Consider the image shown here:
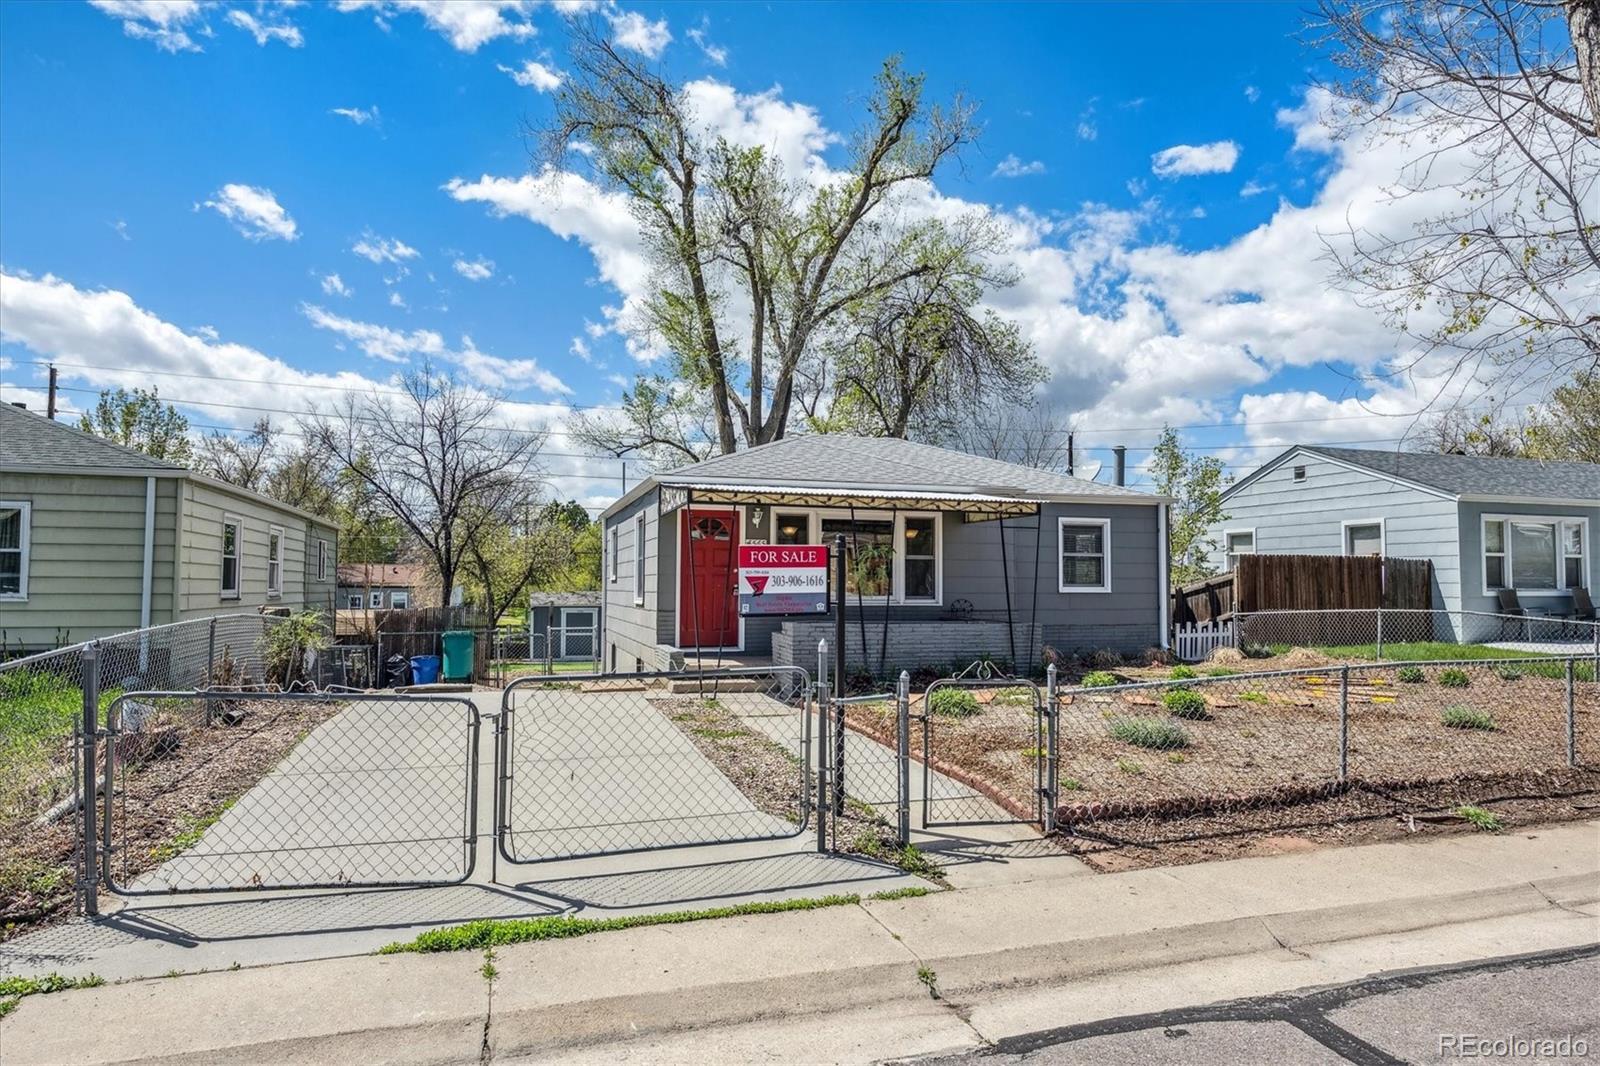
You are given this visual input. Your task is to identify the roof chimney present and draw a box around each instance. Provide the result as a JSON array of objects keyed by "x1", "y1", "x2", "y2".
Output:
[{"x1": 1113, "y1": 445, "x2": 1127, "y2": 486}]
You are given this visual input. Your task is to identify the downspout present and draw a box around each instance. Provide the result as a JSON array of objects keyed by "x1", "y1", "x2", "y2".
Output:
[
  {"x1": 1158, "y1": 503, "x2": 1170, "y2": 650},
  {"x1": 140, "y1": 476, "x2": 155, "y2": 670}
]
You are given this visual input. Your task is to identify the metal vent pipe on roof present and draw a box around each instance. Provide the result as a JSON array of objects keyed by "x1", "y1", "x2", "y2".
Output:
[{"x1": 1114, "y1": 446, "x2": 1127, "y2": 486}]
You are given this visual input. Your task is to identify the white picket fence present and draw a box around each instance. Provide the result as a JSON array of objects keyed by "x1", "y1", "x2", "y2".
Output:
[{"x1": 1173, "y1": 620, "x2": 1235, "y2": 662}]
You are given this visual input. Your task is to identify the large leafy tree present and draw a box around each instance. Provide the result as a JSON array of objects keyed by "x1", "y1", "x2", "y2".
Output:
[
  {"x1": 1149, "y1": 427, "x2": 1232, "y2": 585},
  {"x1": 1315, "y1": 0, "x2": 1600, "y2": 401},
  {"x1": 1524, "y1": 368, "x2": 1600, "y2": 462},
  {"x1": 552, "y1": 21, "x2": 1021, "y2": 462},
  {"x1": 78, "y1": 387, "x2": 192, "y2": 464}
]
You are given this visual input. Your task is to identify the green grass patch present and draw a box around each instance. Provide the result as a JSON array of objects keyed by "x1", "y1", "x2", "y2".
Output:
[
  {"x1": 928, "y1": 688, "x2": 981, "y2": 718},
  {"x1": 1020, "y1": 746, "x2": 1047, "y2": 758},
  {"x1": 1167, "y1": 752, "x2": 1188, "y2": 764},
  {"x1": 1239, "y1": 689, "x2": 1267, "y2": 704},
  {"x1": 1494, "y1": 666, "x2": 1523, "y2": 681},
  {"x1": 1161, "y1": 688, "x2": 1211, "y2": 720},
  {"x1": 1168, "y1": 665, "x2": 1198, "y2": 680},
  {"x1": 1437, "y1": 668, "x2": 1471, "y2": 688},
  {"x1": 1060, "y1": 776, "x2": 1083, "y2": 791},
  {"x1": 1441, "y1": 705, "x2": 1495, "y2": 731},
  {"x1": 380, "y1": 894, "x2": 866, "y2": 954},
  {"x1": 1109, "y1": 717, "x2": 1190, "y2": 750},
  {"x1": 149, "y1": 800, "x2": 234, "y2": 863},
  {"x1": 1081, "y1": 671, "x2": 1120, "y2": 688},
  {"x1": 1114, "y1": 757, "x2": 1144, "y2": 775},
  {"x1": 1, "y1": 668, "x2": 122, "y2": 822},
  {"x1": 1396, "y1": 666, "x2": 1425, "y2": 684},
  {"x1": 0, "y1": 972, "x2": 105, "y2": 1017},
  {"x1": 1454, "y1": 805, "x2": 1503, "y2": 832},
  {"x1": 1203, "y1": 667, "x2": 1240, "y2": 677},
  {"x1": 993, "y1": 686, "x2": 1035, "y2": 706},
  {"x1": 690, "y1": 727, "x2": 744, "y2": 741},
  {"x1": 868, "y1": 886, "x2": 933, "y2": 901}
]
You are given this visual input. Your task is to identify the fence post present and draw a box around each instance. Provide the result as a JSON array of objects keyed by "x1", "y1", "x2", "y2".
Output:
[
  {"x1": 816, "y1": 639, "x2": 830, "y2": 853},
  {"x1": 1045, "y1": 663, "x2": 1059, "y2": 834},
  {"x1": 1338, "y1": 664, "x2": 1350, "y2": 783},
  {"x1": 79, "y1": 644, "x2": 100, "y2": 918},
  {"x1": 545, "y1": 624, "x2": 554, "y2": 676},
  {"x1": 896, "y1": 670, "x2": 911, "y2": 847},
  {"x1": 1375, "y1": 607, "x2": 1384, "y2": 660},
  {"x1": 1567, "y1": 658, "x2": 1577, "y2": 768}
]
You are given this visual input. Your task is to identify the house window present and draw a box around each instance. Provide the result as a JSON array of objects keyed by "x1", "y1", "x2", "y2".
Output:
[
  {"x1": 370, "y1": 590, "x2": 383, "y2": 608},
  {"x1": 632, "y1": 512, "x2": 646, "y2": 605},
  {"x1": 821, "y1": 516, "x2": 895, "y2": 598},
  {"x1": 1344, "y1": 522, "x2": 1383, "y2": 557},
  {"x1": 391, "y1": 590, "x2": 410, "y2": 609},
  {"x1": 1223, "y1": 530, "x2": 1254, "y2": 571},
  {"x1": 316, "y1": 539, "x2": 328, "y2": 581},
  {"x1": 220, "y1": 516, "x2": 241, "y2": 600},
  {"x1": 1484, "y1": 516, "x2": 1589, "y2": 593},
  {"x1": 609, "y1": 525, "x2": 619, "y2": 582},
  {"x1": 1292, "y1": 465, "x2": 1307, "y2": 483},
  {"x1": 1059, "y1": 518, "x2": 1111, "y2": 593},
  {"x1": 266, "y1": 526, "x2": 283, "y2": 596},
  {"x1": 775, "y1": 512, "x2": 811, "y2": 546},
  {"x1": 902, "y1": 516, "x2": 937, "y2": 602},
  {"x1": 347, "y1": 594, "x2": 362, "y2": 609},
  {"x1": 0, "y1": 501, "x2": 30, "y2": 600}
]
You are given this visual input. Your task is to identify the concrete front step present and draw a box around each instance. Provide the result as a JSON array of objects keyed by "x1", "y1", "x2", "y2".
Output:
[{"x1": 665, "y1": 678, "x2": 766, "y2": 694}]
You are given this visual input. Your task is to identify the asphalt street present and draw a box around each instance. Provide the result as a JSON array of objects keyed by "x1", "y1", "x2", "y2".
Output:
[{"x1": 916, "y1": 944, "x2": 1600, "y2": 1066}]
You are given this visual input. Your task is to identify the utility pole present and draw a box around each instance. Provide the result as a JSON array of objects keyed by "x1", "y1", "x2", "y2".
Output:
[
  {"x1": 47, "y1": 364, "x2": 59, "y2": 420},
  {"x1": 1066, "y1": 431, "x2": 1074, "y2": 476}
]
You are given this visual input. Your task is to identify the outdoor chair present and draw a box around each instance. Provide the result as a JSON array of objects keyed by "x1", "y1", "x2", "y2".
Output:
[{"x1": 1496, "y1": 589, "x2": 1528, "y2": 641}]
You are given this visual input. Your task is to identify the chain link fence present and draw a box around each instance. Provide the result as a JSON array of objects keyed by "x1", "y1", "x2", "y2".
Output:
[
  {"x1": 487, "y1": 625, "x2": 601, "y2": 684},
  {"x1": 498, "y1": 666, "x2": 813, "y2": 863}
]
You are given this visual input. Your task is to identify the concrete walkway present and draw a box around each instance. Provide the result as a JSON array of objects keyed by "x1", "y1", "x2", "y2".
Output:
[{"x1": 5, "y1": 821, "x2": 1596, "y2": 1065}]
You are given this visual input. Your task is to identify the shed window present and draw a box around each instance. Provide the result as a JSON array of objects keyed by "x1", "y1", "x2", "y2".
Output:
[
  {"x1": 221, "y1": 517, "x2": 241, "y2": 600},
  {"x1": 632, "y1": 512, "x2": 647, "y2": 604},
  {"x1": 1059, "y1": 518, "x2": 1112, "y2": 593},
  {"x1": 0, "y1": 501, "x2": 30, "y2": 600},
  {"x1": 1345, "y1": 523, "x2": 1383, "y2": 557},
  {"x1": 267, "y1": 526, "x2": 283, "y2": 596},
  {"x1": 316, "y1": 539, "x2": 328, "y2": 581}
]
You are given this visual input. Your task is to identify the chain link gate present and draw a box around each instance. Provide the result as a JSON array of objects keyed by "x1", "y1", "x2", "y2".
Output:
[
  {"x1": 916, "y1": 663, "x2": 1057, "y2": 830},
  {"x1": 92, "y1": 690, "x2": 480, "y2": 899},
  {"x1": 496, "y1": 666, "x2": 814, "y2": 864}
]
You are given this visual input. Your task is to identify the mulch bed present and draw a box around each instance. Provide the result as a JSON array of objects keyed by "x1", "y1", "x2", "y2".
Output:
[{"x1": 1, "y1": 696, "x2": 338, "y2": 942}]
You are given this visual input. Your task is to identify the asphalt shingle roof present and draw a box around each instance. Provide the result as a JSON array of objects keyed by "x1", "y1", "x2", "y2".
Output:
[
  {"x1": 1306, "y1": 446, "x2": 1600, "y2": 501},
  {"x1": 655, "y1": 435, "x2": 1152, "y2": 500},
  {"x1": 0, "y1": 402, "x2": 183, "y2": 472}
]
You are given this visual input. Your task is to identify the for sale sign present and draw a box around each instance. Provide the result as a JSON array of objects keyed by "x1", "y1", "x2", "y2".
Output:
[{"x1": 738, "y1": 544, "x2": 830, "y2": 616}]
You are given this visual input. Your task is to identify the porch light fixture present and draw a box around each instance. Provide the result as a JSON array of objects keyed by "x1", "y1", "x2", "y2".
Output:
[
  {"x1": 751, "y1": 506, "x2": 766, "y2": 526},
  {"x1": 780, "y1": 521, "x2": 801, "y2": 538}
]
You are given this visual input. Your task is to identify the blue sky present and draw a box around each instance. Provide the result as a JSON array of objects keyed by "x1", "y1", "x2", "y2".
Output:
[{"x1": 0, "y1": 1, "x2": 1478, "y2": 508}]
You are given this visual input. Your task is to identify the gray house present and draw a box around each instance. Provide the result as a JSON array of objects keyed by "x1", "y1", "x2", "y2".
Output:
[
  {"x1": 598, "y1": 435, "x2": 1169, "y2": 675},
  {"x1": 0, "y1": 403, "x2": 339, "y2": 651},
  {"x1": 1210, "y1": 445, "x2": 1598, "y2": 620}
]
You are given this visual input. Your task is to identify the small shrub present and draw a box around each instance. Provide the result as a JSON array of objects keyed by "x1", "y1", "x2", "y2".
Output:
[
  {"x1": 1241, "y1": 642, "x2": 1274, "y2": 659},
  {"x1": 1239, "y1": 689, "x2": 1267, "y2": 704},
  {"x1": 1168, "y1": 665, "x2": 1198, "y2": 680},
  {"x1": 1441, "y1": 705, "x2": 1495, "y2": 731},
  {"x1": 1090, "y1": 648, "x2": 1125, "y2": 668},
  {"x1": 928, "y1": 688, "x2": 981, "y2": 718},
  {"x1": 1454, "y1": 805, "x2": 1503, "y2": 832},
  {"x1": 1437, "y1": 668, "x2": 1471, "y2": 689},
  {"x1": 1167, "y1": 752, "x2": 1187, "y2": 764},
  {"x1": 1108, "y1": 716, "x2": 1190, "y2": 750},
  {"x1": 1494, "y1": 666, "x2": 1523, "y2": 682},
  {"x1": 993, "y1": 686, "x2": 1035, "y2": 707},
  {"x1": 1396, "y1": 666, "x2": 1425, "y2": 684},
  {"x1": 1082, "y1": 671, "x2": 1120, "y2": 688},
  {"x1": 1114, "y1": 757, "x2": 1144, "y2": 775},
  {"x1": 1060, "y1": 777, "x2": 1083, "y2": 791},
  {"x1": 1162, "y1": 688, "x2": 1211, "y2": 720}
]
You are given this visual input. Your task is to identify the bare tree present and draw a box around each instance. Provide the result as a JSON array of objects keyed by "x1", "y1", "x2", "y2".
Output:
[
  {"x1": 195, "y1": 418, "x2": 279, "y2": 491},
  {"x1": 546, "y1": 21, "x2": 980, "y2": 456},
  {"x1": 309, "y1": 366, "x2": 545, "y2": 603},
  {"x1": 932, "y1": 404, "x2": 1077, "y2": 470},
  {"x1": 1314, "y1": 0, "x2": 1600, "y2": 404},
  {"x1": 1412, "y1": 404, "x2": 1533, "y2": 455}
]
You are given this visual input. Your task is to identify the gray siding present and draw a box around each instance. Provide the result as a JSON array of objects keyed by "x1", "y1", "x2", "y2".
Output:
[
  {"x1": 602, "y1": 487, "x2": 661, "y2": 671},
  {"x1": 1208, "y1": 453, "x2": 1462, "y2": 612},
  {"x1": 1457, "y1": 501, "x2": 1600, "y2": 615}
]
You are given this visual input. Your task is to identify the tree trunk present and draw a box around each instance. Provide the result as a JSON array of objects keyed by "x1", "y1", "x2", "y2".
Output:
[{"x1": 1570, "y1": 1, "x2": 1600, "y2": 137}]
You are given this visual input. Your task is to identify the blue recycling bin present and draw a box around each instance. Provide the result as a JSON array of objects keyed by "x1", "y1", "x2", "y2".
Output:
[{"x1": 409, "y1": 655, "x2": 441, "y2": 685}]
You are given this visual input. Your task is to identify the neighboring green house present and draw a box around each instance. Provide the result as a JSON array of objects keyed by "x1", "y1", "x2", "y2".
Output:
[{"x1": 0, "y1": 403, "x2": 338, "y2": 651}]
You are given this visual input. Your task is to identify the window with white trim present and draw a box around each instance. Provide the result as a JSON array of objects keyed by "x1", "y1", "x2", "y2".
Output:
[
  {"x1": 1059, "y1": 518, "x2": 1111, "y2": 592},
  {"x1": 901, "y1": 516, "x2": 937, "y2": 602},
  {"x1": 632, "y1": 512, "x2": 646, "y2": 604},
  {"x1": 370, "y1": 590, "x2": 383, "y2": 608},
  {"x1": 220, "y1": 516, "x2": 241, "y2": 600},
  {"x1": 609, "y1": 525, "x2": 619, "y2": 582},
  {"x1": 316, "y1": 539, "x2": 328, "y2": 581},
  {"x1": 0, "y1": 501, "x2": 30, "y2": 600},
  {"x1": 390, "y1": 590, "x2": 410, "y2": 609},
  {"x1": 266, "y1": 526, "x2": 283, "y2": 596},
  {"x1": 1223, "y1": 530, "x2": 1254, "y2": 571},
  {"x1": 1483, "y1": 515, "x2": 1589, "y2": 593},
  {"x1": 1344, "y1": 523, "x2": 1383, "y2": 557},
  {"x1": 347, "y1": 594, "x2": 362, "y2": 609}
]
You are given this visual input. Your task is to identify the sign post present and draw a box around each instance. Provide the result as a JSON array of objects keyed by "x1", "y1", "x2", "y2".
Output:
[{"x1": 737, "y1": 544, "x2": 829, "y2": 617}]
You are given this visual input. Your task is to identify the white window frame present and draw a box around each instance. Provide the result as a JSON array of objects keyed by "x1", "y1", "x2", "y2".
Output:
[
  {"x1": 347, "y1": 594, "x2": 362, "y2": 609},
  {"x1": 220, "y1": 514, "x2": 242, "y2": 601},
  {"x1": 390, "y1": 590, "x2": 410, "y2": 609},
  {"x1": 632, "y1": 512, "x2": 647, "y2": 605},
  {"x1": 1292, "y1": 465, "x2": 1308, "y2": 484},
  {"x1": 1562, "y1": 521, "x2": 1587, "y2": 591},
  {"x1": 609, "y1": 525, "x2": 619, "y2": 583},
  {"x1": 370, "y1": 590, "x2": 383, "y2": 608},
  {"x1": 1341, "y1": 518, "x2": 1386, "y2": 557},
  {"x1": 1222, "y1": 528, "x2": 1255, "y2": 572},
  {"x1": 812, "y1": 509, "x2": 943, "y2": 606},
  {"x1": 266, "y1": 524, "x2": 284, "y2": 598},
  {"x1": 316, "y1": 539, "x2": 328, "y2": 582},
  {"x1": 1058, "y1": 517, "x2": 1113, "y2": 594},
  {"x1": 1481, "y1": 513, "x2": 1590, "y2": 596},
  {"x1": 0, "y1": 500, "x2": 31, "y2": 601}
]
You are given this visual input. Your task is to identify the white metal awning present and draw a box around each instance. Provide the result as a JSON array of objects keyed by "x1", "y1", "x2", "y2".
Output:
[{"x1": 659, "y1": 482, "x2": 1042, "y2": 517}]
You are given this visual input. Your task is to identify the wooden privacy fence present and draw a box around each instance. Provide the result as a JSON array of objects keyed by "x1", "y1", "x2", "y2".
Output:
[{"x1": 1172, "y1": 555, "x2": 1434, "y2": 628}]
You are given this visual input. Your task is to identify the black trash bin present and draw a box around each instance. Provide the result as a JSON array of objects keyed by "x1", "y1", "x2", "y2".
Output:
[{"x1": 385, "y1": 654, "x2": 412, "y2": 688}]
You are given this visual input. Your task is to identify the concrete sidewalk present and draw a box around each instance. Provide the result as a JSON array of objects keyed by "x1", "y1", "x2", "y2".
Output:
[{"x1": 5, "y1": 821, "x2": 1596, "y2": 1065}]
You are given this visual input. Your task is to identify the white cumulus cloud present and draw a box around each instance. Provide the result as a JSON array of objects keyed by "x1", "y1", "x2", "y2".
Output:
[
  {"x1": 992, "y1": 154, "x2": 1046, "y2": 178},
  {"x1": 352, "y1": 232, "x2": 420, "y2": 265},
  {"x1": 334, "y1": 0, "x2": 535, "y2": 52},
  {"x1": 686, "y1": 21, "x2": 726, "y2": 66},
  {"x1": 607, "y1": 9, "x2": 670, "y2": 58},
  {"x1": 1151, "y1": 140, "x2": 1241, "y2": 177},
  {"x1": 453, "y1": 256, "x2": 495, "y2": 281},
  {"x1": 320, "y1": 273, "x2": 352, "y2": 297},
  {"x1": 227, "y1": 8, "x2": 303, "y2": 47},
  {"x1": 200, "y1": 184, "x2": 299, "y2": 241},
  {"x1": 498, "y1": 59, "x2": 562, "y2": 92},
  {"x1": 301, "y1": 303, "x2": 443, "y2": 362},
  {"x1": 88, "y1": 0, "x2": 205, "y2": 53}
]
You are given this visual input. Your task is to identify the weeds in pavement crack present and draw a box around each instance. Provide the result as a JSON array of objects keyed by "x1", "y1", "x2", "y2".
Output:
[{"x1": 917, "y1": 965, "x2": 940, "y2": 999}]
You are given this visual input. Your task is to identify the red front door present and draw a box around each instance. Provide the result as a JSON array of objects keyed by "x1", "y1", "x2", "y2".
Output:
[{"x1": 679, "y1": 509, "x2": 739, "y2": 648}]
